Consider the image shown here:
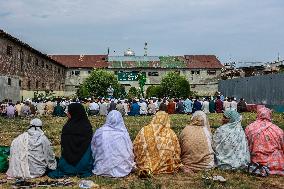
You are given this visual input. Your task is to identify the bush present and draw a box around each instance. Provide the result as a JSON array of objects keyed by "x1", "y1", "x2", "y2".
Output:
[{"x1": 160, "y1": 72, "x2": 191, "y2": 98}]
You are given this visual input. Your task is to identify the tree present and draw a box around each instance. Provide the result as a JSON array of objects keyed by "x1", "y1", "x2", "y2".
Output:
[
  {"x1": 77, "y1": 84, "x2": 90, "y2": 99},
  {"x1": 78, "y1": 69, "x2": 120, "y2": 98},
  {"x1": 160, "y1": 72, "x2": 191, "y2": 98},
  {"x1": 137, "y1": 72, "x2": 146, "y2": 97},
  {"x1": 146, "y1": 85, "x2": 163, "y2": 98},
  {"x1": 127, "y1": 87, "x2": 139, "y2": 99}
]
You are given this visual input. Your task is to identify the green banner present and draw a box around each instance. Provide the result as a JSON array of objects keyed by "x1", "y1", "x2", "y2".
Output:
[{"x1": 117, "y1": 72, "x2": 146, "y2": 81}]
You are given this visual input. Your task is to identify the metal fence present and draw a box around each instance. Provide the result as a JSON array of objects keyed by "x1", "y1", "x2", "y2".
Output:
[{"x1": 218, "y1": 73, "x2": 284, "y2": 106}]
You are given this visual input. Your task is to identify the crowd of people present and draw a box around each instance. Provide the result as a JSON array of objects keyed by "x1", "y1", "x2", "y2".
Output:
[
  {"x1": 0, "y1": 95, "x2": 249, "y2": 118},
  {"x1": 3, "y1": 103, "x2": 284, "y2": 180}
]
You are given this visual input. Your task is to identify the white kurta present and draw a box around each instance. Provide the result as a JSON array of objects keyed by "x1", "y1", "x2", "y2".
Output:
[{"x1": 6, "y1": 128, "x2": 56, "y2": 179}]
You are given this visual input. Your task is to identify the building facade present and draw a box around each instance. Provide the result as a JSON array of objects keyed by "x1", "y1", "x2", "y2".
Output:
[
  {"x1": 0, "y1": 30, "x2": 66, "y2": 100},
  {"x1": 49, "y1": 55, "x2": 108, "y2": 97},
  {"x1": 51, "y1": 52, "x2": 223, "y2": 96}
]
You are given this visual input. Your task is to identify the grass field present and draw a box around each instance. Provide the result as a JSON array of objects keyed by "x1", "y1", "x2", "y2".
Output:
[{"x1": 0, "y1": 113, "x2": 284, "y2": 189}]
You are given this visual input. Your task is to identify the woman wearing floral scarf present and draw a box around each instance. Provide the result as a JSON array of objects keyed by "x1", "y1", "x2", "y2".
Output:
[
  {"x1": 245, "y1": 107, "x2": 284, "y2": 175},
  {"x1": 133, "y1": 111, "x2": 181, "y2": 174},
  {"x1": 213, "y1": 109, "x2": 250, "y2": 169}
]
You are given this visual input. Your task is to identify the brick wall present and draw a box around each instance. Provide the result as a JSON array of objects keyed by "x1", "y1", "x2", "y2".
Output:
[{"x1": 0, "y1": 37, "x2": 66, "y2": 92}]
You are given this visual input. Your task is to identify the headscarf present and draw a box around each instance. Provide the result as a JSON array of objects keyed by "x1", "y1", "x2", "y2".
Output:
[
  {"x1": 61, "y1": 103, "x2": 93, "y2": 165},
  {"x1": 151, "y1": 111, "x2": 171, "y2": 129},
  {"x1": 223, "y1": 109, "x2": 242, "y2": 125},
  {"x1": 257, "y1": 107, "x2": 272, "y2": 122},
  {"x1": 190, "y1": 111, "x2": 210, "y2": 130}
]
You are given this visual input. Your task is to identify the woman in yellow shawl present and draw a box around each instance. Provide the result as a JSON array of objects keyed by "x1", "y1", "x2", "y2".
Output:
[
  {"x1": 179, "y1": 111, "x2": 214, "y2": 173},
  {"x1": 133, "y1": 111, "x2": 181, "y2": 175}
]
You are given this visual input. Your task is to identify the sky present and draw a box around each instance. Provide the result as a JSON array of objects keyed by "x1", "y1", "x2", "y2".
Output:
[{"x1": 1, "y1": 0, "x2": 284, "y2": 63}]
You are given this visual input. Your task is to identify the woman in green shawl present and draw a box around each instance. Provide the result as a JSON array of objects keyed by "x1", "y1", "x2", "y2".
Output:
[{"x1": 213, "y1": 109, "x2": 250, "y2": 170}]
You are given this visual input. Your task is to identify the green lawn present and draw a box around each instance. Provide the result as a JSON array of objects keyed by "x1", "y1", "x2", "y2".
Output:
[{"x1": 0, "y1": 113, "x2": 284, "y2": 189}]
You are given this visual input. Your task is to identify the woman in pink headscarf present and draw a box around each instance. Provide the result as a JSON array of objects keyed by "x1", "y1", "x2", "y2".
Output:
[{"x1": 245, "y1": 107, "x2": 284, "y2": 175}]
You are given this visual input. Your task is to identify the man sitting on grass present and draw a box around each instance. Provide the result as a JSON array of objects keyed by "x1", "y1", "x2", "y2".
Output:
[{"x1": 6, "y1": 118, "x2": 57, "y2": 179}]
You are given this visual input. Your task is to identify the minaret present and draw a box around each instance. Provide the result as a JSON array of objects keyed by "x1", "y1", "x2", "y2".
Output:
[{"x1": 144, "y1": 42, "x2": 148, "y2": 56}]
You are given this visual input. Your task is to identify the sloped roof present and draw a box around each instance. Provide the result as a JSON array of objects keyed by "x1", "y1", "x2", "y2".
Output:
[
  {"x1": 185, "y1": 55, "x2": 224, "y2": 69},
  {"x1": 49, "y1": 55, "x2": 108, "y2": 68},
  {"x1": 49, "y1": 54, "x2": 223, "y2": 69},
  {"x1": 0, "y1": 29, "x2": 65, "y2": 68}
]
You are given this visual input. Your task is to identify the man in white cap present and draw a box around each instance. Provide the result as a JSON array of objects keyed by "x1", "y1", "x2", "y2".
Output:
[{"x1": 6, "y1": 118, "x2": 56, "y2": 179}]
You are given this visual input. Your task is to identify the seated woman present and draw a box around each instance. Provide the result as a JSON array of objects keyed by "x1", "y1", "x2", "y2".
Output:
[
  {"x1": 213, "y1": 109, "x2": 250, "y2": 170},
  {"x1": 245, "y1": 107, "x2": 284, "y2": 175},
  {"x1": 7, "y1": 118, "x2": 56, "y2": 179},
  {"x1": 91, "y1": 110, "x2": 135, "y2": 177},
  {"x1": 48, "y1": 103, "x2": 93, "y2": 178},
  {"x1": 133, "y1": 111, "x2": 181, "y2": 174},
  {"x1": 180, "y1": 111, "x2": 214, "y2": 173},
  {"x1": 53, "y1": 102, "x2": 65, "y2": 117}
]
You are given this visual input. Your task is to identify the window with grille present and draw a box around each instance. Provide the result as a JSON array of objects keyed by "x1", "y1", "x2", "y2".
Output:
[
  {"x1": 8, "y1": 78, "x2": 11, "y2": 86},
  {"x1": 27, "y1": 55, "x2": 32, "y2": 63},
  {"x1": 28, "y1": 81, "x2": 31, "y2": 89},
  {"x1": 148, "y1": 72, "x2": 159, "y2": 76},
  {"x1": 75, "y1": 71, "x2": 80, "y2": 75},
  {"x1": 35, "y1": 58, "x2": 39, "y2": 66},
  {"x1": 6, "y1": 45, "x2": 12, "y2": 55},
  {"x1": 207, "y1": 70, "x2": 216, "y2": 75}
]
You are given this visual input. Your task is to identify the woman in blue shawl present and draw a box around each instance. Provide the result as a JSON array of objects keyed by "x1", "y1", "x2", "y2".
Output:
[{"x1": 213, "y1": 109, "x2": 250, "y2": 170}]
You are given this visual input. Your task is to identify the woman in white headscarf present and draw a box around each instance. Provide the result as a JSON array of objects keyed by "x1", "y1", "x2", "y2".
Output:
[{"x1": 91, "y1": 110, "x2": 135, "y2": 177}]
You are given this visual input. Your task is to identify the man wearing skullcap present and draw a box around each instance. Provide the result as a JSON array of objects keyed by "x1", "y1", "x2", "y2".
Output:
[{"x1": 6, "y1": 118, "x2": 56, "y2": 179}]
